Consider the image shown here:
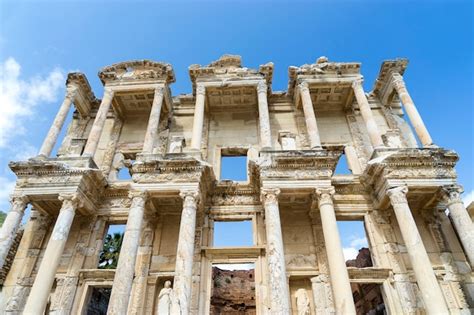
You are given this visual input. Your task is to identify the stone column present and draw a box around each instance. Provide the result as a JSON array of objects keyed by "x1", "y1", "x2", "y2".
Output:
[
  {"x1": 23, "y1": 193, "x2": 79, "y2": 314},
  {"x1": 442, "y1": 185, "x2": 474, "y2": 266},
  {"x1": 190, "y1": 85, "x2": 206, "y2": 150},
  {"x1": 82, "y1": 88, "x2": 115, "y2": 157},
  {"x1": 0, "y1": 194, "x2": 29, "y2": 269},
  {"x1": 257, "y1": 81, "x2": 272, "y2": 150},
  {"x1": 107, "y1": 190, "x2": 148, "y2": 315},
  {"x1": 261, "y1": 188, "x2": 290, "y2": 314},
  {"x1": 38, "y1": 85, "x2": 78, "y2": 157},
  {"x1": 386, "y1": 186, "x2": 449, "y2": 314},
  {"x1": 173, "y1": 189, "x2": 200, "y2": 315},
  {"x1": 352, "y1": 79, "x2": 384, "y2": 148},
  {"x1": 142, "y1": 87, "x2": 165, "y2": 154},
  {"x1": 391, "y1": 74, "x2": 433, "y2": 147},
  {"x1": 344, "y1": 145, "x2": 362, "y2": 175},
  {"x1": 316, "y1": 187, "x2": 356, "y2": 315},
  {"x1": 299, "y1": 82, "x2": 322, "y2": 149}
]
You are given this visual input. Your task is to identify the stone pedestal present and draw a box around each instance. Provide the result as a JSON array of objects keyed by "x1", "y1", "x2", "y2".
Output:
[
  {"x1": 23, "y1": 193, "x2": 79, "y2": 314},
  {"x1": 107, "y1": 191, "x2": 148, "y2": 315},
  {"x1": 173, "y1": 189, "x2": 200, "y2": 315},
  {"x1": 442, "y1": 185, "x2": 474, "y2": 266},
  {"x1": 257, "y1": 81, "x2": 272, "y2": 150},
  {"x1": 387, "y1": 186, "x2": 449, "y2": 314},
  {"x1": 190, "y1": 85, "x2": 206, "y2": 150},
  {"x1": 0, "y1": 195, "x2": 29, "y2": 269},
  {"x1": 391, "y1": 74, "x2": 433, "y2": 147},
  {"x1": 311, "y1": 274, "x2": 334, "y2": 315},
  {"x1": 82, "y1": 88, "x2": 114, "y2": 157},
  {"x1": 142, "y1": 87, "x2": 164, "y2": 154},
  {"x1": 261, "y1": 188, "x2": 290, "y2": 314},
  {"x1": 316, "y1": 187, "x2": 356, "y2": 315},
  {"x1": 352, "y1": 79, "x2": 384, "y2": 148},
  {"x1": 38, "y1": 86, "x2": 78, "y2": 157},
  {"x1": 299, "y1": 82, "x2": 321, "y2": 149}
]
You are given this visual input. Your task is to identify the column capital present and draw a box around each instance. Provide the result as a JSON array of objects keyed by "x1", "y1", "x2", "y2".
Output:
[
  {"x1": 179, "y1": 189, "x2": 200, "y2": 203},
  {"x1": 386, "y1": 186, "x2": 409, "y2": 205},
  {"x1": 196, "y1": 84, "x2": 206, "y2": 96},
  {"x1": 10, "y1": 194, "x2": 29, "y2": 209},
  {"x1": 58, "y1": 193, "x2": 80, "y2": 209},
  {"x1": 128, "y1": 190, "x2": 149, "y2": 201},
  {"x1": 257, "y1": 81, "x2": 267, "y2": 94},
  {"x1": 154, "y1": 86, "x2": 165, "y2": 97},
  {"x1": 103, "y1": 87, "x2": 115, "y2": 98},
  {"x1": 390, "y1": 73, "x2": 405, "y2": 90},
  {"x1": 261, "y1": 188, "x2": 281, "y2": 204},
  {"x1": 351, "y1": 77, "x2": 364, "y2": 89},
  {"x1": 315, "y1": 187, "x2": 335, "y2": 207},
  {"x1": 65, "y1": 84, "x2": 79, "y2": 100},
  {"x1": 298, "y1": 81, "x2": 310, "y2": 93},
  {"x1": 441, "y1": 184, "x2": 464, "y2": 205}
]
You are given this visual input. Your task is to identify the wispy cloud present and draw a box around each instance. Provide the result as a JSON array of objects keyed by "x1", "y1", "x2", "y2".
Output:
[
  {"x1": 343, "y1": 235, "x2": 368, "y2": 261},
  {"x1": 0, "y1": 176, "x2": 15, "y2": 211},
  {"x1": 0, "y1": 57, "x2": 64, "y2": 148}
]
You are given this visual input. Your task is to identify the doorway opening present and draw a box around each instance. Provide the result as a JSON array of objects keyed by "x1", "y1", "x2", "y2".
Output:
[
  {"x1": 210, "y1": 263, "x2": 256, "y2": 315},
  {"x1": 85, "y1": 286, "x2": 112, "y2": 315}
]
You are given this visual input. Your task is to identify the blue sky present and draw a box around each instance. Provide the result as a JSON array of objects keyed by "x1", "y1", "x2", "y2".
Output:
[{"x1": 0, "y1": 1, "x2": 472, "y2": 256}]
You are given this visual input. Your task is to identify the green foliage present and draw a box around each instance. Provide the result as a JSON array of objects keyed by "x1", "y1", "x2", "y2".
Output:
[
  {"x1": 225, "y1": 277, "x2": 231, "y2": 284},
  {"x1": 98, "y1": 232, "x2": 124, "y2": 269},
  {"x1": 0, "y1": 211, "x2": 7, "y2": 228}
]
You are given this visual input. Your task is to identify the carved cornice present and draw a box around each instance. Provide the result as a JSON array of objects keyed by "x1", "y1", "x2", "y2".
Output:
[
  {"x1": 257, "y1": 149, "x2": 341, "y2": 181},
  {"x1": 66, "y1": 72, "x2": 98, "y2": 117},
  {"x1": 372, "y1": 58, "x2": 408, "y2": 103},
  {"x1": 98, "y1": 60, "x2": 175, "y2": 85}
]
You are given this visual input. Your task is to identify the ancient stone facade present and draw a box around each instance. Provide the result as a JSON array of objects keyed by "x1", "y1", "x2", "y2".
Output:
[{"x1": 0, "y1": 55, "x2": 472, "y2": 314}]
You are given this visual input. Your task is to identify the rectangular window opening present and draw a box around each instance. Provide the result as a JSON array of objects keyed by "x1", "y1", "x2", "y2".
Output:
[
  {"x1": 98, "y1": 224, "x2": 126, "y2": 269},
  {"x1": 211, "y1": 263, "x2": 255, "y2": 315},
  {"x1": 85, "y1": 286, "x2": 112, "y2": 315},
  {"x1": 220, "y1": 149, "x2": 248, "y2": 181},
  {"x1": 351, "y1": 283, "x2": 387, "y2": 315},
  {"x1": 336, "y1": 220, "x2": 372, "y2": 267},
  {"x1": 213, "y1": 220, "x2": 253, "y2": 247},
  {"x1": 334, "y1": 153, "x2": 352, "y2": 175}
]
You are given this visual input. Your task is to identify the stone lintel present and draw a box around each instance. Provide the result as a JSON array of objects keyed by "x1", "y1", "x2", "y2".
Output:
[{"x1": 66, "y1": 72, "x2": 98, "y2": 118}]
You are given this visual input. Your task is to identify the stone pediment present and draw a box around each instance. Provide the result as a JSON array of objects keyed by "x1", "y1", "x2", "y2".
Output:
[
  {"x1": 363, "y1": 148, "x2": 459, "y2": 204},
  {"x1": 256, "y1": 149, "x2": 341, "y2": 181},
  {"x1": 188, "y1": 54, "x2": 273, "y2": 94},
  {"x1": 98, "y1": 60, "x2": 175, "y2": 85},
  {"x1": 372, "y1": 58, "x2": 408, "y2": 97},
  {"x1": 66, "y1": 72, "x2": 99, "y2": 117},
  {"x1": 288, "y1": 56, "x2": 361, "y2": 96},
  {"x1": 131, "y1": 154, "x2": 213, "y2": 184}
]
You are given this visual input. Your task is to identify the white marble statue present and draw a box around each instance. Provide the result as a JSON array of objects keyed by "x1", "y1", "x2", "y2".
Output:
[
  {"x1": 295, "y1": 288, "x2": 310, "y2": 315},
  {"x1": 157, "y1": 281, "x2": 180, "y2": 315}
]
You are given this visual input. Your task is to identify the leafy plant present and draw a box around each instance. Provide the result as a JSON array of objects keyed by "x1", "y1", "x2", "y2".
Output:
[{"x1": 98, "y1": 232, "x2": 124, "y2": 269}]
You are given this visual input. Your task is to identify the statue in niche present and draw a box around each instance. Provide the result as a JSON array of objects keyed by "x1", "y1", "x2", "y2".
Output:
[
  {"x1": 295, "y1": 288, "x2": 310, "y2": 315},
  {"x1": 157, "y1": 281, "x2": 180, "y2": 315}
]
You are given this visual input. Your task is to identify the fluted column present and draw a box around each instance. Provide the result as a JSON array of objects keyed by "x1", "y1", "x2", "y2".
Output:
[
  {"x1": 107, "y1": 190, "x2": 148, "y2": 315},
  {"x1": 82, "y1": 88, "x2": 115, "y2": 157},
  {"x1": 174, "y1": 189, "x2": 200, "y2": 315},
  {"x1": 352, "y1": 79, "x2": 384, "y2": 148},
  {"x1": 24, "y1": 193, "x2": 79, "y2": 314},
  {"x1": 316, "y1": 187, "x2": 356, "y2": 315},
  {"x1": 0, "y1": 194, "x2": 29, "y2": 269},
  {"x1": 261, "y1": 188, "x2": 290, "y2": 314},
  {"x1": 299, "y1": 82, "x2": 321, "y2": 149},
  {"x1": 386, "y1": 186, "x2": 449, "y2": 314},
  {"x1": 442, "y1": 185, "x2": 474, "y2": 266},
  {"x1": 38, "y1": 85, "x2": 78, "y2": 157},
  {"x1": 391, "y1": 74, "x2": 433, "y2": 147},
  {"x1": 190, "y1": 85, "x2": 206, "y2": 150},
  {"x1": 257, "y1": 81, "x2": 272, "y2": 150},
  {"x1": 142, "y1": 87, "x2": 165, "y2": 154}
]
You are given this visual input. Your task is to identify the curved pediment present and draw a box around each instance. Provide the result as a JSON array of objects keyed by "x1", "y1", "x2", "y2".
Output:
[{"x1": 98, "y1": 59, "x2": 175, "y2": 85}]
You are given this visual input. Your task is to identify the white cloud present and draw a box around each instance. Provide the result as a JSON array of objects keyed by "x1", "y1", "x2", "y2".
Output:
[
  {"x1": 463, "y1": 190, "x2": 474, "y2": 207},
  {"x1": 0, "y1": 176, "x2": 15, "y2": 210},
  {"x1": 0, "y1": 57, "x2": 64, "y2": 148},
  {"x1": 343, "y1": 235, "x2": 369, "y2": 261}
]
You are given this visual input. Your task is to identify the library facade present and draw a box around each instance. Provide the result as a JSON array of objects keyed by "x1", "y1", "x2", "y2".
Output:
[{"x1": 0, "y1": 55, "x2": 472, "y2": 314}]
